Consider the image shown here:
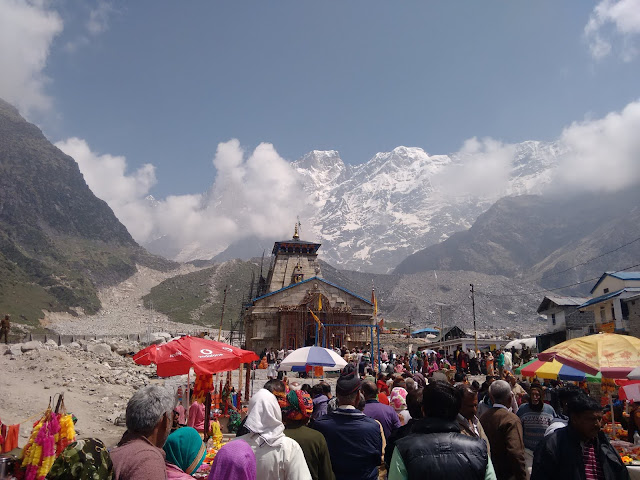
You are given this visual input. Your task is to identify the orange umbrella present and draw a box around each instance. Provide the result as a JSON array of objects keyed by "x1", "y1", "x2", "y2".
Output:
[{"x1": 538, "y1": 333, "x2": 640, "y2": 379}]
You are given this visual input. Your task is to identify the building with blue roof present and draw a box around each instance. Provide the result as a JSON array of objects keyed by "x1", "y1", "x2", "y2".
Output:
[
  {"x1": 579, "y1": 271, "x2": 640, "y2": 334},
  {"x1": 243, "y1": 225, "x2": 376, "y2": 353}
]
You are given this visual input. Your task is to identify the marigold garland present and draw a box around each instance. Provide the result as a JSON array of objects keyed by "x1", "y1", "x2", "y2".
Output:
[
  {"x1": 193, "y1": 373, "x2": 214, "y2": 403},
  {"x1": 20, "y1": 409, "x2": 76, "y2": 480}
]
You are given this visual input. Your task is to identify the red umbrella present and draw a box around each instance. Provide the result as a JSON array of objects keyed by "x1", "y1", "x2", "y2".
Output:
[
  {"x1": 134, "y1": 336, "x2": 258, "y2": 377},
  {"x1": 132, "y1": 344, "x2": 160, "y2": 365}
]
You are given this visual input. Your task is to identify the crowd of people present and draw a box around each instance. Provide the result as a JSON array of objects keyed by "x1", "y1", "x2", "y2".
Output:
[{"x1": 41, "y1": 348, "x2": 634, "y2": 480}]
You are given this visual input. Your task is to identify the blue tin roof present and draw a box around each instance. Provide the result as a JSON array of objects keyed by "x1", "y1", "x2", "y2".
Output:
[
  {"x1": 579, "y1": 287, "x2": 640, "y2": 308},
  {"x1": 252, "y1": 276, "x2": 373, "y2": 306},
  {"x1": 411, "y1": 328, "x2": 440, "y2": 335},
  {"x1": 590, "y1": 271, "x2": 640, "y2": 294}
]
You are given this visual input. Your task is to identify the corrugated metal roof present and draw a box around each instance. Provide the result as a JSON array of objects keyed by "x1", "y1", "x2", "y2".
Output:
[
  {"x1": 252, "y1": 276, "x2": 373, "y2": 306},
  {"x1": 590, "y1": 271, "x2": 640, "y2": 294},
  {"x1": 537, "y1": 295, "x2": 588, "y2": 313},
  {"x1": 610, "y1": 271, "x2": 640, "y2": 281},
  {"x1": 545, "y1": 295, "x2": 588, "y2": 306},
  {"x1": 411, "y1": 328, "x2": 440, "y2": 335},
  {"x1": 579, "y1": 287, "x2": 640, "y2": 309}
]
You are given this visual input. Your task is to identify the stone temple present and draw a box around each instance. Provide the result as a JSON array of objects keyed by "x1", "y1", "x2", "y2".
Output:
[{"x1": 243, "y1": 225, "x2": 375, "y2": 353}]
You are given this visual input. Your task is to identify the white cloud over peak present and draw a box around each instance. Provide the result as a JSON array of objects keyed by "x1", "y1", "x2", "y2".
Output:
[
  {"x1": 555, "y1": 99, "x2": 640, "y2": 192},
  {"x1": 55, "y1": 137, "x2": 158, "y2": 241},
  {"x1": 0, "y1": 0, "x2": 62, "y2": 114},
  {"x1": 54, "y1": 98, "x2": 640, "y2": 263},
  {"x1": 585, "y1": 0, "x2": 640, "y2": 60},
  {"x1": 435, "y1": 137, "x2": 516, "y2": 199},
  {"x1": 56, "y1": 137, "x2": 307, "y2": 261}
]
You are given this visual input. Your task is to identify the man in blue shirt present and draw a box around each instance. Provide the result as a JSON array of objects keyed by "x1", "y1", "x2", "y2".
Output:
[{"x1": 362, "y1": 380, "x2": 401, "y2": 442}]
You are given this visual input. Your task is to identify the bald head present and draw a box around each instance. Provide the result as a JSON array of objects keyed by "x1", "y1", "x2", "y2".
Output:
[{"x1": 361, "y1": 380, "x2": 378, "y2": 400}]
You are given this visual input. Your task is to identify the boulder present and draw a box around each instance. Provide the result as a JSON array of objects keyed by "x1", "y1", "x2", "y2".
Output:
[
  {"x1": 87, "y1": 343, "x2": 112, "y2": 356},
  {"x1": 4, "y1": 344, "x2": 22, "y2": 356},
  {"x1": 151, "y1": 332, "x2": 171, "y2": 341},
  {"x1": 68, "y1": 342, "x2": 81, "y2": 349},
  {"x1": 115, "y1": 346, "x2": 130, "y2": 356},
  {"x1": 44, "y1": 339, "x2": 58, "y2": 349},
  {"x1": 21, "y1": 341, "x2": 43, "y2": 352}
]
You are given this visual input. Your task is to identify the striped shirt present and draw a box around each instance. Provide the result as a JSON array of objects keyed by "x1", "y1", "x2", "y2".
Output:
[{"x1": 582, "y1": 441, "x2": 604, "y2": 480}]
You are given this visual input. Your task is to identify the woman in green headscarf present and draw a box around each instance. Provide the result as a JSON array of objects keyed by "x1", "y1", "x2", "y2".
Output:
[{"x1": 163, "y1": 427, "x2": 207, "y2": 479}]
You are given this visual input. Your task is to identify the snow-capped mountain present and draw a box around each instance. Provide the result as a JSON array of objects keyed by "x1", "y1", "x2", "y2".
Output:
[
  {"x1": 145, "y1": 140, "x2": 561, "y2": 272},
  {"x1": 294, "y1": 141, "x2": 559, "y2": 273}
]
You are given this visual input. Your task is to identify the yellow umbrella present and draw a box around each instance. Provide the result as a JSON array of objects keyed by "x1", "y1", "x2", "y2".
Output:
[
  {"x1": 534, "y1": 359, "x2": 563, "y2": 379},
  {"x1": 538, "y1": 333, "x2": 640, "y2": 379}
]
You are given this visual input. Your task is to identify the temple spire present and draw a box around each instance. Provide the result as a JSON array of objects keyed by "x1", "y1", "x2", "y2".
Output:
[{"x1": 293, "y1": 218, "x2": 301, "y2": 239}]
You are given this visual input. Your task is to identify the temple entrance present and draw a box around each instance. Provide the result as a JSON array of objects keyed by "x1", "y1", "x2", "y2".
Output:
[{"x1": 305, "y1": 323, "x2": 316, "y2": 346}]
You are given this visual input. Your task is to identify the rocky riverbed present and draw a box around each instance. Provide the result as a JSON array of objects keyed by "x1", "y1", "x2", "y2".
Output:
[{"x1": 0, "y1": 337, "x2": 161, "y2": 448}]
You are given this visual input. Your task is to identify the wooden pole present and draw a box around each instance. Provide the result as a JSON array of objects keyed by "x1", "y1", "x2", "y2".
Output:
[
  {"x1": 185, "y1": 369, "x2": 191, "y2": 423},
  {"x1": 245, "y1": 362, "x2": 251, "y2": 402},
  {"x1": 214, "y1": 286, "x2": 229, "y2": 393},
  {"x1": 218, "y1": 286, "x2": 228, "y2": 342},
  {"x1": 238, "y1": 364, "x2": 243, "y2": 407},
  {"x1": 204, "y1": 392, "x2": 211, "y2": 443}
]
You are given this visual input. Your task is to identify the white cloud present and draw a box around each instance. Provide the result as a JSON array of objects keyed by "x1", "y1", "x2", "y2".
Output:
[
  {"x1": 435, "y1": 137, "x2": 516, "y2": 199},
  {"x1": 555, "y1": 100, "x2": 640, "y2": 192},
  {"x1": 55, "y1": 137, "x2": 158, "y2": 241},
  {"x1": 0, "y1": 0, "x2": 63, "y2": 114},
  {"x1": 56, "y1": 137, "x2": 307, "y2": 260},
  {"x1": 65, "y1": 1, "x2": 114, "y2": 53},
  {"x1": 87, "y1": 1, "x2": 113, "y2": 35},
  {"x1": 585, "y1": 0, "x2": 640, "y2": 60}
]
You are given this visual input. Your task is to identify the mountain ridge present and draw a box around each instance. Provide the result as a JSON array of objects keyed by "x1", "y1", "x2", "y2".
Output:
[{"x1": 0, "y1": 98, "x2": 175, "y2": 323}]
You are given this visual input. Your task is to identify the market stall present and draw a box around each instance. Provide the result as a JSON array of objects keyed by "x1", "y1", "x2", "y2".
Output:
[
  {"x1": 537, "y1": 333, "x2": 640, "y2": 477},
  {"x1": 133, "y1": 336, "x2": 258, "y2": 477}
]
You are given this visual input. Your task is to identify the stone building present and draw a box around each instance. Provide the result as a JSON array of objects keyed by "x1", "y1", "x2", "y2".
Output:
[{"x1": 243, "y1": 226, "x2": 375, "y2": 353}]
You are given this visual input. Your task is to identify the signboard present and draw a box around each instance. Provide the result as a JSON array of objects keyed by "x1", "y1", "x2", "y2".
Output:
[{"x1": 599, "y1": 321, "x2": 615, "y2": 333}]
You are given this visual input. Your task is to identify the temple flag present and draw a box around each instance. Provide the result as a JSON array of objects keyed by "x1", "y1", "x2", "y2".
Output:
[
  {"x1": 371, "y1": 287, "x2": 378, "y2": 316},
  {"x1": 309, "y1": 309, "x2": 323, "y2": 331}
]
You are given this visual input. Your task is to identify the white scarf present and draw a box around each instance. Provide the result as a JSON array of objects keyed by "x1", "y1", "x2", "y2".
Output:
[{"x1": 243, "y1": 388, "x2": 285, "y2": 447}]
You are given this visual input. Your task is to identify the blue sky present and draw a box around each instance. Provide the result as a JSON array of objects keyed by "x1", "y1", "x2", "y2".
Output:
[
  {"x1": 8, "y1": 1, "x2": 638, "y2": 196},
  {"x1": 1, "y1": 0, "x2": 640, "y2": 256}
]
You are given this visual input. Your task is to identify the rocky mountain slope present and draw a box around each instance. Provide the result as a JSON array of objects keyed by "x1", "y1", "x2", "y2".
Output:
[
  {"x1": 394, "y1": 189, "x2": 640, "y2": 296},
  {"x1": 136, "y1": 256, "x2": 544, "y2": 336},
  {"x1": 0, "y1": 98, "x2": 175, "y2": 323}
]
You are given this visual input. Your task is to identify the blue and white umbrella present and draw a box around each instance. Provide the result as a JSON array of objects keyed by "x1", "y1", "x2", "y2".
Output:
[{"x1": 278, "y1": 346, "x2": 347, "y2": 372}]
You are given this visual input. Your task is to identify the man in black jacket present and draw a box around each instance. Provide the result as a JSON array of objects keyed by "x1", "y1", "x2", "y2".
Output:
[
  {"x1": 531, "y1": 393, "x2": 629, "y2": 480},
  {"x1": 388, "y1": 381, "x2": 495, "y2": 480},
  {"x1": 313, "y1": 366, "x2": 382, "y2": 480}
]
